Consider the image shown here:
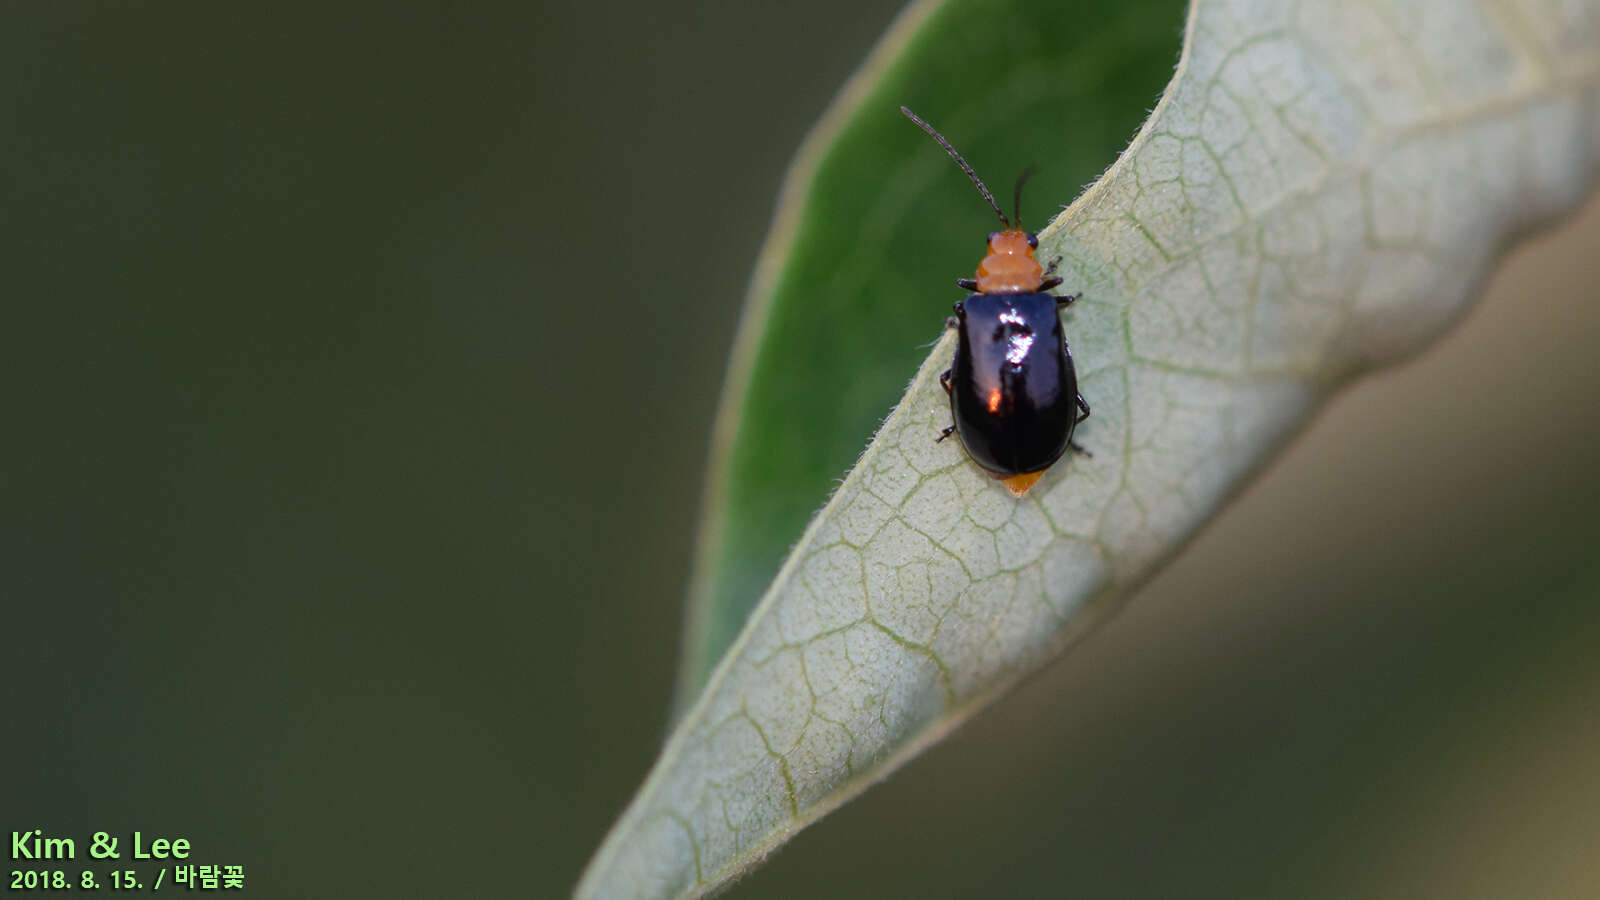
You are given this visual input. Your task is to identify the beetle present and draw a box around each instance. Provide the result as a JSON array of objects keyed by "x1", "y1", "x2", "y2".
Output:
[{"x1": 901, "y1": 106, "x2": 1090, "y2": 497}]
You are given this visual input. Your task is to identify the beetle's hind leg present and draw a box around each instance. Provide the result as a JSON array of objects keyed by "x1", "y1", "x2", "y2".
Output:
[
  {"x1": 936, "y1": 424, "x2": 957, "y2": 443},
  {"x1": 1067, "y1": 394, "x2": 1092, "y2": 456}
]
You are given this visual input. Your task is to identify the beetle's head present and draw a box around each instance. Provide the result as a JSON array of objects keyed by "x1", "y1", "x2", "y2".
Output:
[{"x1": 985, "y1": 229, "x2": 1038, "y2": 258}]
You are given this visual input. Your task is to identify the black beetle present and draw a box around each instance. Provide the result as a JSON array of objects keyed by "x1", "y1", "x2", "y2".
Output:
[{"x1": 902, "y1": 106, "x2": 1090, "y2": 496}]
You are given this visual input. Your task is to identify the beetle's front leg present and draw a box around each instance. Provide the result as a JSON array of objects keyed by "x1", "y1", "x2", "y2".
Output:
[{"x1": 1040, "y1": 256, "x2": 1064, "y2": 292}]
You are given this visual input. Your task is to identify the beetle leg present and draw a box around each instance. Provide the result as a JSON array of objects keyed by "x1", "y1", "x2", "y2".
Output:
[
  {"x1": 1039, "y1": 257, "x2": 1066, "y2": 291},
  {"x1": 1056, "y1": 291, "x2": 1082, "y2": 308},
  {"x1": 1066, "y1": 393, "x2": 1092, "y2": 455},
  {"x1": 947, "y1": 299, "x2": 966, "y2": 330},
  {"x1": 939, "y1": 369, "x2": 953, "y2": 395},
  {"x1": 956, "y1": 277, "x2": 978, "y2": 291},
  {"x1": 935, "y1": 424, "x2": 957, "y2": 443}
]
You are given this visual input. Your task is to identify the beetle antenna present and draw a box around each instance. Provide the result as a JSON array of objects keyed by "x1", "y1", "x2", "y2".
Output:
[
  {"x1": 1012, "y1": 165, "x2": 1038, "y2": 227},
  {"x1": 900, "y1": 106, "x2": 1009, "y2": 228}
]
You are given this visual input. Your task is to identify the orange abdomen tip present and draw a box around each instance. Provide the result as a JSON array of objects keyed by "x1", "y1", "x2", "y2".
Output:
[{"x1": 1000, "y1": 471, "x2": 1044, "y2": 497}]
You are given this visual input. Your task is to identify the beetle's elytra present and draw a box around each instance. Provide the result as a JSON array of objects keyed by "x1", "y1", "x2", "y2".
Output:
[{"x1": 902, "y1": 106, "x2": 1090, "y2": 497}]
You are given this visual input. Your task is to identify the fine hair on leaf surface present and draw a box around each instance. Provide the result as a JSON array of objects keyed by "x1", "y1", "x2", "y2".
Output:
[{"x1": 579, "y1": 0, "x2": 1600, "y2": 896}]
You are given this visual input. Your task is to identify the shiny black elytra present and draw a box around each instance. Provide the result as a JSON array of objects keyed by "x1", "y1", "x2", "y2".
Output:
[{"x1": 902, "y1": 106, "x2": 1089, "y2": 497}]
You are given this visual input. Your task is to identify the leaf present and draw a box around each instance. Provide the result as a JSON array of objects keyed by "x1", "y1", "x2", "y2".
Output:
[
  {"x1": 674, "y1": 0, "x2": 1191, "y2": 712},
  {"x1": 579, "y1": 0, "x2": 1600, "y2": 897}
]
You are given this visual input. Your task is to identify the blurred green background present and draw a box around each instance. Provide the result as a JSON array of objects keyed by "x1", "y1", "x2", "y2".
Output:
[{"x1": 4, "y1": 3, "x2": 1598, "y2": 899}]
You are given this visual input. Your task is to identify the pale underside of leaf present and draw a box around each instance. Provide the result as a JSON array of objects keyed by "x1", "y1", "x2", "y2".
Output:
[{"x1": 578, "y1": 0, "x2": 1600, "y2": 897}]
